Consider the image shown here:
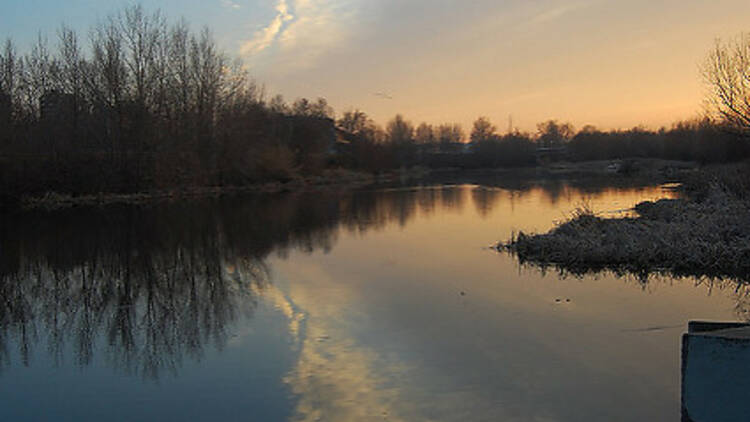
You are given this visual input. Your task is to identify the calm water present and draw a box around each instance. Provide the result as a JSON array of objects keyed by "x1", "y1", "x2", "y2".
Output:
[{"x1": 0, "y1": 179, "x2": 745, "y2": 421}]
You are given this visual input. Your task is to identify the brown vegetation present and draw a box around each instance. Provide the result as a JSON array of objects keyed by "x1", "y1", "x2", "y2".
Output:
[{"x1": 500, "y1": 163, "x2": 750, "y2": 281}]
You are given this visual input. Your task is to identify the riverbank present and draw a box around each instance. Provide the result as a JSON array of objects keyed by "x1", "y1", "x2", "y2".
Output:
[
  {"x1": 7, "y1": 158, "x2": 697, "y2": 211},
  {"x1": 499, "y1": 163, "x2": 750, "y2": 281},
  {"x1": 17, "y1": 167, "x2": 431, "y2": 211}
]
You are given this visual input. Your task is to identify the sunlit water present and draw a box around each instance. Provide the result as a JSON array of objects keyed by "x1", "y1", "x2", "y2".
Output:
[{"x1": 0, "y1": 179, "x2": 744, "y2": 421}]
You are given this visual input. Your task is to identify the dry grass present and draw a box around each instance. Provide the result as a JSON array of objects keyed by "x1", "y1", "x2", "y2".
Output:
[{"x1": 501, "y1": 165, "x2": 750, "y2": 281}]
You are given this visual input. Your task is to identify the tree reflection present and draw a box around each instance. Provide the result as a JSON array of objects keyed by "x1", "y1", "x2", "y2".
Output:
[
  {"x1": 0, "y1": 180, "x2": 660, "y2": 378},
  {"x1": 0, "y1": 195, "x2": 342, "y2": 379},
  {"x1": 513, "y1": 261, "x2": 750, "y2": 322}
]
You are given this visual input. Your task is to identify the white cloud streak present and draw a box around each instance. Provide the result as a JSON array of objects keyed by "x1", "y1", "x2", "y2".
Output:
[
  {"x1": 240, "y1": 0, "x2": 359, "y2": 71},
  {"x1": 240, "y1": 0, "x2": 294, "y2": 56},
  {"x1": 529, "y1": 0, "x2": 598, "y2": 25},
  {"x1": 221, "y1": 0, "x2": 242, "y2": 10}
]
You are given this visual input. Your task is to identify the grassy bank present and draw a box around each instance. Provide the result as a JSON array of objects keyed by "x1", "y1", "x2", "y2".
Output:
[
  {"x1": 9, "y1": 159, "x2": 689, "y2": 211},
  {"x1": 500, "y1": 163, "x2": 750, "y2": 281},
  {"x1": 16, "y1": 168, "x2": 431, "y2": 211}
]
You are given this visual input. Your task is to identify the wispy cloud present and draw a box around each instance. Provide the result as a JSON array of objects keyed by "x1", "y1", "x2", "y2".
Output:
[
  {"x1": 221, "y1": 0, "x2": 241, "y2": 10},
  {"x1": 373, "y1": 92, "x2": 393, "y2": 100},
  {"x1": 240, "y1": 0, "x2": 294, "y2": 56},
  {"x1": 240, "y1": 0, "x2": 359, "y2": 71},
  {"x1": 278, "y1": 0, "x2": 358, "y2": 69},
  {"x1": 529, "y1": 0, "x2": 598, "y2": 25}
]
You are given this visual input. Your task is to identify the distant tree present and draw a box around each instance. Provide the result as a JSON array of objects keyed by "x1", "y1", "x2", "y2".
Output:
[
  {"x1": 268, "y1": 94, "x2": 288, "y2": 114},
  {"x1": 702, "y1": 33, "x2": 750, "y2": 133},
  {"x1": 436, "y1": 123, "x2": 463, "y2": 151},
  {"x1": 386, "y1": 114, "x2": 414, "y2": 145},
  {"x1": 119, "y1": 5, "x2": 165, "y2": 109},
  {"x1": 0, "y1": 39, "x2": 21, "y2": 126},
  {"x1": 309, "y1": 97, "x2": 333, "y2": 119},
  {"x1": 385, "y1": 114, "x2": 415, "y2": 166},
  {"x1": 415, "y1": 122, "x2": 435, "y2": 144},
  {"x1": 89, "y1": 17, "x2": 127, "y2": 111},
  {"x1": 536, "y1": 120, "x2": 574, "y2": 148},
  {"x1": 470, "y1": 116, "x2": 496, "y2": 143},
  {"x1": 292, "y1": 98, "x2": 311, "y2": 116},
  {"x1": 338, "y1": 109, "x2": 370, "y2": 134},
  {"x1": 578, "y1": 124, "x2": 599, "y2": 135}
]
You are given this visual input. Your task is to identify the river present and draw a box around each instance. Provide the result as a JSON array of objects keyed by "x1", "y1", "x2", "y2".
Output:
[{"x1": 0, "y1": 178, "x2": 744, "y2": 421}]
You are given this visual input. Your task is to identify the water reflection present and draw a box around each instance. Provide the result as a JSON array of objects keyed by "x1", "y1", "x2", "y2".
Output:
[
  {"x1": 0, "y1": 206, "x2": 271, "y2": 379},
  {"x1": 0, "y1": 180, "x2": 699, "y2": 380},
  {"x1": 513, "y1": 261, "x2": 750, "y2": 322},
  {"x1": 0, "y1": 192, "x2": 354, "y2": 378},
  {"x1": 1, "y1": 179, "x2": 738, "y2": 421}
]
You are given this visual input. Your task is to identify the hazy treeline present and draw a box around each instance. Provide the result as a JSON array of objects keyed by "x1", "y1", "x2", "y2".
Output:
[
  {"x1": 467, "y1": 116, "x2": 750, "y2": 165},
  {"x1": 335, "y1": 112, "x2": 538, "y2": 170},
  {"x1": 567, "y1": 119, "x2": 749, "y2": 164},
  {"x1": 341, "y1": 113, "x2": 750, "y2": 172}
]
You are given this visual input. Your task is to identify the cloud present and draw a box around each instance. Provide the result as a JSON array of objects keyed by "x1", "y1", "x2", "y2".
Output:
[
  {"x1": 240, "y1": 0, "x2": 360, "y2": 71},
  {"x1": 221, "y1": 0, "x2": 241, "y2": 10},
  {"x1": 529, "y1": 0, "x2": 598, "y2": 25},
  {"x1": 280, "y1": 0, "x2": 360, "y2": 69},
  {"x1": 239, "y1": 0, "x2": 295, "y2": 56}
]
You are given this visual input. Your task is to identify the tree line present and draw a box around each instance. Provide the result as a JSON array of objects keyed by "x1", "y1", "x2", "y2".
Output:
[
  {"x1": 0, "y1": 6, "x2": 339, "y2": 200},
  {"x1": 1, "y1": 6, "x2": 749, "y2": 202}
]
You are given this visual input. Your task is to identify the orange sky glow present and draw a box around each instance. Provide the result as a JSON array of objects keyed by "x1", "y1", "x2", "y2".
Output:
[{"x1": 5, "y1": 0, "x2": 750, "y2": 133}]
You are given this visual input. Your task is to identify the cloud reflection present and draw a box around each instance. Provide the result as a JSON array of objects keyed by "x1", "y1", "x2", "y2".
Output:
[{"x1": 278, "y1": 264, "x2": 410, "y2": 422}]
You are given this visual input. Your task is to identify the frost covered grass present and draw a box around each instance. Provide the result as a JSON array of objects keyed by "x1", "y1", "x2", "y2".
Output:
[{"x1": 500, "y1": 163, "x2": 750, "y2": 281}]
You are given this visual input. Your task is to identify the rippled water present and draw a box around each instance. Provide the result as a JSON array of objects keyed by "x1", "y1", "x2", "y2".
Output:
[{"x1": 0, "y1": 179, "x2": 744, "y2": 421}]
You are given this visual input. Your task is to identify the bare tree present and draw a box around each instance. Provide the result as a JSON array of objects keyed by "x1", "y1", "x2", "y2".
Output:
[
  {"x1": 436, "y1": 123, "x2": 463, "y2": 145},
  {"x1": 536, "y1": 120, "x2": 574, "y2": 148},
  {"x1": 89, "y1": 16, "x2": 127, "y2": 109},
  {"x1": 702, "y1": 33, "x2": 750, "y2": 132},
  {"x1": 120, "y1": 5, "x2": 164, "y2": 109},
  {"x1": 470, "y1": 116, "x2": 496, "y2": 143},
  {"x1": 386, "y1": 114, "x2": 414, "y2": 145},
  {"x1": 169, "y1": 19, "x2": 193, "y2": 119},
  {"x1": 190, "y1": 27, "x2": 225, "y2": 121},
  {"x1": 309, "y1": 97, "x2": 333, "y2": 119},
  {"x1": 338, "y1": 109, "x2": 369, "y2": 134},
  {"x1": 56, "y1": 25, "x2": 84, "y2": 101},
  {"x1": 22, "y1": 34, "x2": 57, "y2": 117},
  {"x1": 0, "y1": 39, "x2": 21, "y2": 113},
  {"x1": 268, "y1": 94, "x2": 288, "y2": 114},
  {"x1": 415, "y1": 122, "x2": 434, "y2": 144}
]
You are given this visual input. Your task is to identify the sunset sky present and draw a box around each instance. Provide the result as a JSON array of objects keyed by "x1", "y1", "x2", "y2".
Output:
[{"x1": 3, "y1": 0, "x2": 750, "y2": 132}]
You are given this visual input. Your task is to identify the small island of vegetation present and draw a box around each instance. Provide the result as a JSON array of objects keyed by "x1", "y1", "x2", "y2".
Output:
[{"x1": 500, "y1": 163, "x2": 750, "y2": 281}]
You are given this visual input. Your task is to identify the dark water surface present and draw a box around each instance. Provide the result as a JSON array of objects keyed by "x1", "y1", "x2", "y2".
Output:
[{"x1": 0, "y1": 180, "x2": 744, "y2": 421}]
